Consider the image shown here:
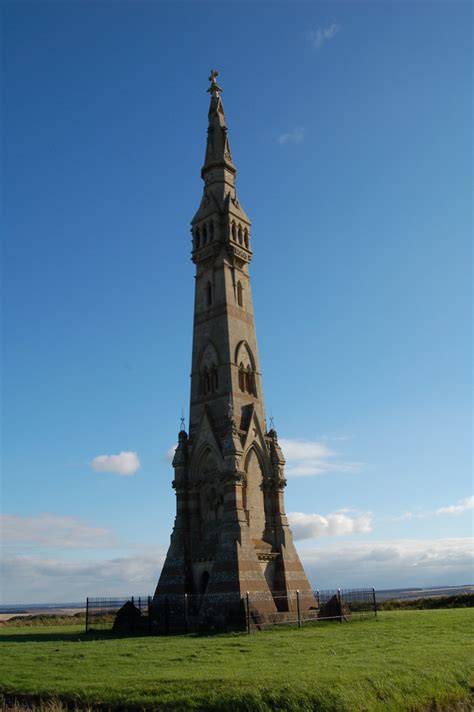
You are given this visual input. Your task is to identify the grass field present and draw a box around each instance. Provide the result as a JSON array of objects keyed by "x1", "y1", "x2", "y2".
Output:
[{"x1": 0, "y1": 609, "x2": 472, "y2": 711}]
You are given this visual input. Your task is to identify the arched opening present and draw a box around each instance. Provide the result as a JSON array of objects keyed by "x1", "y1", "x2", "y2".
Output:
[
  {"x1": 202, "y1": 224, "x2": 207, "y2": 245},
  {"x1": 237, "y1": 281, "x2": 243, "y2": 307},
  {"x1": 238, "y1": 362, "x2": 246, "y2": 392},
  {"x1": 206, "y1": 281, "x2": 212, "y2": 306},
  {"x1": 231, "y1": 222, "x2": 236, "y2": 241},
  {"x1": 203, "y1": 366, "x2": 210, "y2": 394},
  {"x1": 244, "y1": 228, "x2": 249, "y2": 249},
  {"x1": 211, "y1": 364, "x2": 219, "y2": 391},
  {"x1": 209, "y1": 220, "x2": 214, "y2": 241},
  {"x1": 238, "y1": 225, "x2": 243, "y2": 245},
  {"x1": 235, "y1": 342, "x2": 258, "y2": 397},
  {"x1": 195, "y1": 228, "x2": 200, "y2": 249},
  {"x1": 200, "y1": 571, "x2": 210, "y2": 594},
  {"x1": 244, "y1": 449, "x2": 266, "y2": 544}
]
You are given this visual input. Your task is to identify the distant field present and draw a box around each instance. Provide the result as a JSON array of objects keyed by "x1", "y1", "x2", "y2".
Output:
[{"x1": 0, "y1": 609, "x2": 472, "y2": 711}]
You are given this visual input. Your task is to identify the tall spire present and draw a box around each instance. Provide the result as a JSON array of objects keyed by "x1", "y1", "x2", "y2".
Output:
[
  {"x1": 202, "y1": 69, "x2": 236, "y2": 180},
  {"x1": 153, "y1": 72, "x2": 316, "y2": 627}
]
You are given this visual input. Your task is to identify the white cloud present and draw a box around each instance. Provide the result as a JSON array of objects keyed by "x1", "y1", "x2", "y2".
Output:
[
  {"x1": 288, "y1": 510, "x2": 373, "y2": 540},
  {"x1": 280, "y1": 437, "x2": 362, "y2": 477},
  {"x1": 0, "y1": 514, "x2": 116, "y2": 549},
  {"x1": 91, "y1": 451, "x2": 140, "y2": 476},
  {"x1": 299, "y1": 538, "x2": 474, "y2": 590},
  {"x1": 436, "y1": 496, "x2": 474, "y2": 516},
  {"x1": 2, "y1": 538, "x2": 472, "y2": 603},
  {"x1": 165, "y1": 446, "x2": 176, "y2": 463},
  {"x1": 277, "y1": 127, "x2": 305, "y2": 145},
  {"x1": 308, "y1": 23, "x2": 341, "y2": 50},
  {"x1": 1, "y1": 547, "x2": 166, "y2": 603},
  {"x1": 399, "y1": 496, "x2": 474, "y2": 521}
]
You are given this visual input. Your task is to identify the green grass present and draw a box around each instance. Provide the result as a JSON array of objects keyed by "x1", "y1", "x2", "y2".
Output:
[{"x1": 1, "y1": 610, "x2": 473, "y2": 711}]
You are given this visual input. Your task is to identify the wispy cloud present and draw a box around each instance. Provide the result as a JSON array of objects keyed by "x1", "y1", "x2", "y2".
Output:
[
  {"x1": 0, "y1": 513, "x2": 116, "y2": 549},
  {"x1": 400, "y1": 496, "x2": 474, "y2": 521},
  {"x1": 436, "y1": 496, "x2": 474, "y2": 516},
  {"x1": 277, "y1": 127, "x2": 305, "y2": 146},
  {"x1": 299, "y1": 538, "x2": 474, "y2": 590},
  {"x1": 91, "y1": 451, "x2": 140, "y2": 476},
  {"x1": 280, "y1": 437, "x2": 362, "y2": 477},
  {"x1": 1, "y1": 546, "x2": 166, "y2": 603},
  {"x1": 288, "y1": 509, "x2": 372, "y2": 541},
  {"x1": 308, "y1": 23, "x2": 341, "y2": 50},
  {"x1": 165, "y1": 446, "x2": 176, "y2": 463}
]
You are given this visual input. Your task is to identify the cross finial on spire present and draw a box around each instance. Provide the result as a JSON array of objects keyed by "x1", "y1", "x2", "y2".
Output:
[{"x1": 207, "y1": 69, "x2": 223, "y2": 97}]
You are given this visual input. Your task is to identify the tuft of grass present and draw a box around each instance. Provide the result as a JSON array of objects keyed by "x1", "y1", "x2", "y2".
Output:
[
  {"x1": 0, "y1": 614, "x2": 86, "y2": 629},
  {"x1": 0, "y1": 610, "x2": 473, "y2": 711},
  {"x1": 378, "y1": 593, "x2": 474, "y2": 610}
]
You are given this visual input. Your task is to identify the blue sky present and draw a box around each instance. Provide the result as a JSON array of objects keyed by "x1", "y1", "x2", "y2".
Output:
[{"x1": 2, "y1": 0, "x2": 472, "y2": 603}]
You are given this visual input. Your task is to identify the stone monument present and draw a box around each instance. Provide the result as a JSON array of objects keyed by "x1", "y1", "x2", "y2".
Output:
[{"x1": 153, "y1": 71, "x2": 315, "y2": 627}]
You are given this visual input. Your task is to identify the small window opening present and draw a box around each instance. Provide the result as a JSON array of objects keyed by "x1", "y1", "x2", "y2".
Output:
[
  {"x1": 238, "y1": 225, "x2": 243, "y2": 245},
  {"x1": 244, "y1": 229, "x2": 249, "y2": 249},
  {"x1": 206, "y1": 281, "x2": 213, "y2": 306},
  {"x1": 202, "y1": 225, "x2": 207, "y2": 245},
  {"x1": 211, "y1": 364, "x2": 219, "y2": 391},
  {"x1": 195, "y1": 228, "x2": 201, "y2": 250},
  {"x1": 238, "y1": 363, "x2": 246, "y2": 392},
  {"x1": 237, "y1": 281, "x2": 243, "y2": 307},
  {"x1": 231, "y1": 222, "x2": 236, "y2": 241},
  {"x1": 209, "y1": 221, "x2": 214, "y2": 241}
]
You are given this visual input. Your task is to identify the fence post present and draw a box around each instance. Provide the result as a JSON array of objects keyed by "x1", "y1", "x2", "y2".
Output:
[
  {"x1": 372, "y1": 587, "x2": 378, "y2": 619},
  {"x1": 246, "y1": 591, "x2": 251, "y2": 635},
  {"x1": 338, "y1": 588, "x2": 343, "y2": 623},
  {"x1": 296, "y1": 590, "x2": 301, "y2": 628},
  {"x1": 184, "y1": 593, "x2": 188, "y2": 634},
  {"x1": 85, "y1": 597, "x2": 89, "y2": 633}
]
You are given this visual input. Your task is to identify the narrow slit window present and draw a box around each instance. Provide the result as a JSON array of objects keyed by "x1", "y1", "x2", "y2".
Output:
[
  {"x1": 206, "y1": 281, "x2": 213, "y2": 306},
  {"x1": 237, "y1": 281, "x2": 243, "y2": 307}
]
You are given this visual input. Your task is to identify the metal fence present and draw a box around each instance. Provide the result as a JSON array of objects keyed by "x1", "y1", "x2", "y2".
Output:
[
  {"x1": 86, "y1": 588, "x2": 377, "y2": 635},
  {"x1": 85, "y1": 596, "x2": 151, "y2": 633}
]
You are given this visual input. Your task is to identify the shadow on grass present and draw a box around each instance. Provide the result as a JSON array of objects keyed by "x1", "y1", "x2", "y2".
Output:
[{"x1": 0, "y1": 630, "x2": 144, "y2": 644}]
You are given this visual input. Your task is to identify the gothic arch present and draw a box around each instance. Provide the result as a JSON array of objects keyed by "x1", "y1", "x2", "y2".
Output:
[
  {"x1": 190, "y1": 443, "x2": 222, "y2": 482},
  {"x1": 234, "y1": 340, "x2": 256, "y2": 370},
  {"x1": 242, "y1": 445, "x2": 267, "y2": 542},
  {"x1": 198, "y1": 341, "x2": 220, "y2": 396},
  {"x1": 243, "y1": 442, "x2": 267, "y2": 476},
  {"x1": 199, "y1": 341, "x2": 219, "y2": 368}
]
